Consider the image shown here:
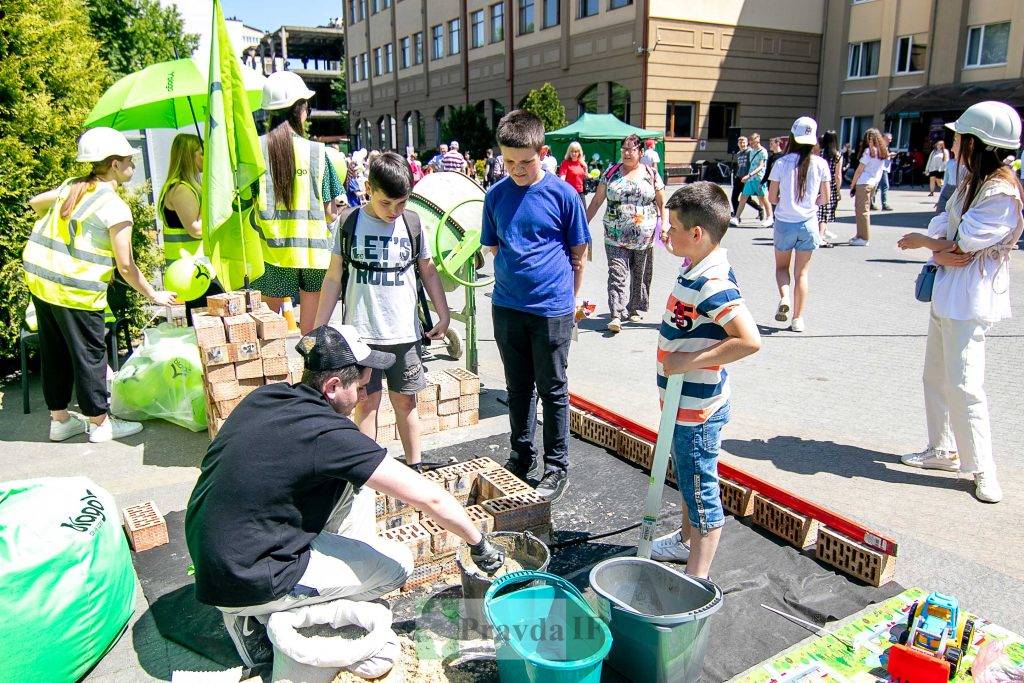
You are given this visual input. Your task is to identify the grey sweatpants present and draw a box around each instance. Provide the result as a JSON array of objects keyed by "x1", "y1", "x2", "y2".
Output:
[{"x1": 606, "y1": 244, "x2": 653, "y2": 320}]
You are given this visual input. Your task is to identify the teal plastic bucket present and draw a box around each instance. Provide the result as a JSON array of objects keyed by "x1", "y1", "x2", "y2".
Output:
[{"x1": 484, "y1": 571, "x2": 612, "y2": 683}]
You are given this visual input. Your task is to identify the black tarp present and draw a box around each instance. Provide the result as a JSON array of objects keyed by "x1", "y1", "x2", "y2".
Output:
[{"x1": 883, "y1": 78, "x2": 1024, "y2": 115}]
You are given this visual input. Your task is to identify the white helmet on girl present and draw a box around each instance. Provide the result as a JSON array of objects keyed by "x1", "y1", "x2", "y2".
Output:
[
  {"x1": 262, "y1": 71, "x2": 316, "y2": 112},
  {"x1": 946, "y1": 101, "x2": 1022, "y2": 151},
  {"x1": 76, "y1": 127, "x2": 138, "y2": 163}
]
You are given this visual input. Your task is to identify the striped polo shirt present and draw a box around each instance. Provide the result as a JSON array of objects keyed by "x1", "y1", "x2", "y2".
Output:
[{"x1": 657, "y1": 248, "x2": 745, "y2": 426}]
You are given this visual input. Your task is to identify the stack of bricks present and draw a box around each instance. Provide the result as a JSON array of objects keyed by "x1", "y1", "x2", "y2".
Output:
[
  {"x1": 376, "y1": 456, "x2": 551, "y2": 592},
  {"x1": 374, "y1": 367, "x2": 481, "y2": 443},
  {"x1": 191, "y1": 291, "x2": 298, "y2": 439}
]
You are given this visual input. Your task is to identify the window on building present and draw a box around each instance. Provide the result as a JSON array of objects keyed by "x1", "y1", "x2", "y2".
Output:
[
  {"x1": 414, "y1": 32, "x2": 424, "y2": 63},
  {"x1": 351, "y1": 56, "x2": 360, "y2": 82},
  {"x1": 373, "y1": 47, "x2": 382, "y2": 76},
  {"x1": 385, "y1": 43, "x2": 394, "y2": 73},
  {"x1": 360, "y1": 0, "x2": 367, "y2": 19},
  {"x1": 886, "y1": 118, "x2": 911, "y2": 151},
  {"x1": 490, "y1": 99, "x2": 506, "y2": 129},
  {"x1": 435, "y1": 107, "x2": 445, "y2": 145},
  {"x1": 471, "y1": 10, "x2": 485, "y2": 48},
  {"x1": 519, "y1": 0, "x2": 535, "y2": 34},
  {"x1": 348, "y1": 0, "x2": 360, "y2": 23},
  {"x1": 577, "y1": 84, "x2": 598, "y2": 116},
  {"x1": 894, "y1": 35, "x2": 927, "y2": 74},
  {"x1": 449, "y1": 18, "x2": 461, "y2": 55},
  {"x1": 372, "y1": 0, "x2": 381, "y2": 13},
  {"x1": 542, "y1": 0, "x2": 559, "y2": 28},
  {"x1": 840, "y1": 115, "x2": 874, "y2": 149},
  {"x1": 490, "y1": 2, "x2": 505, "y2": 42},
  {"x1": 666, "y1": 101, "x2": 695, "y2": 138},
  {"x1": 361, "y1": 53, "x2": 369, "y2": 80},
  {"x1": 400, "y1": 36, "x2": 411, "y2": 68},
  {"x1": 966, "y1": 22, "x2": 1010, "y2": 67},
  {"x1": 707, "y1": 102, "x2": 737, "y2": 140},
  {"x1": 847, "y1": 40, "x2": 880, "y2": 78},
  {"x1": 432, "y1": 24, "x2": 444, "y2": 59},
  {"x1": 404, "y1": 112, "x2": 416, "y2": 150},
  {"x1": 384, "y1": 0, "x2": 392, "y2": 7},
  {"x1": 579, "y1": 0, "x2": 599, "y2": 18},
  {"x1": 609, "y1": 0, "x2": 631, "y2": 8},
  {"x1": 610, "y1": 82, "x2": 630, "y2": 122}
]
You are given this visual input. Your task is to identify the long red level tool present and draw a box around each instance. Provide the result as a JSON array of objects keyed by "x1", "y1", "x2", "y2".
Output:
[{"x1": 570, "y1": 392, "x2": 899, "y2": 556}]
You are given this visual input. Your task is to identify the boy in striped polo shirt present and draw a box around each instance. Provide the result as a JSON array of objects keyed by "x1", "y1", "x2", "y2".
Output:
[{"x1": 652, "y1": 182, "x2": 761, "y2": 577}]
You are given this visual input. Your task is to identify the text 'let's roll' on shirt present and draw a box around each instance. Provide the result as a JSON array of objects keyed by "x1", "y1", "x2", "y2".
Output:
[
  {"x1": 657, "y1": 248, "x2": 747, "y2": 426},
  {"x1": 338, "y1": 208, "x2": 434, "y2": 344}
]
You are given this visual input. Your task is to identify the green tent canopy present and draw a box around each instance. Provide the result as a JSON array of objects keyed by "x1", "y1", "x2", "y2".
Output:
[{"x1": 545, "y1": 113, "x2": 665, "y2": 178}]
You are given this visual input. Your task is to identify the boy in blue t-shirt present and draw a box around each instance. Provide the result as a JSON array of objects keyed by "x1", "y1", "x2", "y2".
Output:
[{"x1": 481, "y1": 110, "x2": 591, "y2": 500}]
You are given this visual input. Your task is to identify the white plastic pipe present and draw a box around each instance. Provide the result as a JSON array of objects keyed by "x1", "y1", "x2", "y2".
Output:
[{"x1": 637, "y1": 374, "x2": 683, "y2": 559}]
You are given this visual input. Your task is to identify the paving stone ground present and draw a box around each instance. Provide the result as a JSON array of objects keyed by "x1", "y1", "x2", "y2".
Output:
[{"x1": 2, "y1": 183, "x2": 1021, "y2": 680}]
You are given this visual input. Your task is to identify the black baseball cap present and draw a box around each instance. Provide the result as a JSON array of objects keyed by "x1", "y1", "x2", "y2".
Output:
[{"x1": 296, "y1": 324, "x2": 395, "y2": 371}]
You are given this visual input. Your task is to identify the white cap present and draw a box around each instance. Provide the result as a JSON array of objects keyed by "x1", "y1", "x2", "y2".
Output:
[
  {"x1": 262, "y1": 71, "x2": 316, "y2": 111},
  {"x1": 946, "y1": 101, "x2": 1022, "y2": 151},
  {"x1": 76, "y1": 127, "x2": 139, "y2": 163},
  {"x1": 790, "y1": 116, "x2": 818, "y2": 145}
]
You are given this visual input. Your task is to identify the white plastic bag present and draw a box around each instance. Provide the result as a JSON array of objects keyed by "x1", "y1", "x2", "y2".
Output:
[
  {"x1": 110, "y1": 323, "x2": 206, "y2": 431},
  {"x1": 268, "y1": 599, "x2": 399, "y2": 682}
]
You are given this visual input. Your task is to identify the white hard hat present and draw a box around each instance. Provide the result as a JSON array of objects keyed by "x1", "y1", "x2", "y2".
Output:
[
  {"x1": 946, "y1": 101, "x2": 1022, "y2": 150},
  {"x1": 76, "y1": 127, "x2": 139, "y2": 162},
  {"x1": 262, "y1": 71, "x2": 316, "y2": 111},
  {"x1": 790, "y1": 116, "x2": 818, "y2": 145}
]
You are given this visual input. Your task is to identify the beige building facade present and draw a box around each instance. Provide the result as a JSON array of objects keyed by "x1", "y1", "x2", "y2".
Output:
[
  {"x1": 344, "y1": 0, "x2": 825, "y2": 165},
  {"x1": 818, "y1": 0, "x2": 1024, "y2": 152}
]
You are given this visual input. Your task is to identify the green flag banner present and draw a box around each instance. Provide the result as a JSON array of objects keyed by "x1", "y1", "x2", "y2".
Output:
[{"x1": 202, "y1": 0, "x2": 266, "y2": 291}]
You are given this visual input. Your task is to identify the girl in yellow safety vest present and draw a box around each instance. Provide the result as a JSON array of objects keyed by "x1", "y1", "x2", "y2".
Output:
[
  {"x1": 251, "y1": 71, "x2": 342, "y2": 333},
  {"x1": 23, "y1": 127, "x2": 175, "y2": 443},
  {"x1": 159, "y1": 133, "x2": 223, "y2": 321}
]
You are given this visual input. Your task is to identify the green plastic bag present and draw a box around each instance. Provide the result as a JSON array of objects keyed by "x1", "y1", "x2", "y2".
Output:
[
  {"x1": 111, "y1": 323, "x2": 207, "y2": 431},
  {"x1": 0, "y1": 478, "x2": 136, "y2": 682}
]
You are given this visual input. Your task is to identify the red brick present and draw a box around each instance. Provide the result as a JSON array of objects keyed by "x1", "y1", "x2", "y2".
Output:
[
  {"x1": 261, "y1": 355, "x2": 289, "y2": 377},
  {"x1": 122, "y1": 501, "x2": 169, "y2": 552},
  {"x1": 207, "y1": 380, "x2": 241, "y2": 402},
  {"x1": 439, "y1": 413, "x2": 460, "y2": 431},
  {"x1": 192, "y1": 314, "x2": 226, "y2": 348},
  {"x1": 438, "y1": 399, "x2": 460, "y2": 416},
  {"x1": 223, "y1": 314, "x2": 257, "y2": 343},
  {"x1": 203, "y1": 362, "x2": 236, "y2": 384},
  {"x1": 234, "y1": 357, "x2": 264, "y2": 380},
  {"x1": 381, "y1": 522, "x2": 432, "y2": 566},
  {"x1": 458, "y1": 393, "x2": 479, "y2": 411},
  {"x1": 251, "y1": 311, "x2": 287, "y2": 340},
  {"x1": 259, "y1": 338, "x2": 286, "y2": 358},
  {"x1": 428, "y1": 371, "x2": 460, "y2": 401},
  {"x1": 206, "y1": 292, "x2": 245, "y2": 317},
  {"x1": 481, "y1": 491, "x2": 550, "y2": 531},
  {"x1": 458, "y1": 410, "x2": 479, "y2": 427},
  {"x1": 445, "y1": 367, "x2": 480, "y2": 395}
]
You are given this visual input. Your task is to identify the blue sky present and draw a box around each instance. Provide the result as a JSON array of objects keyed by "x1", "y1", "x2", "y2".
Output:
[{"x1": 220, "y1": 0, "x2": 340, "y2": 32}]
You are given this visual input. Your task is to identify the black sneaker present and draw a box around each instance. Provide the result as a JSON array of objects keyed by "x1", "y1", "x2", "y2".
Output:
[
  {"x1": 882, "y1": 205, "x2": 894, "y2": 211},
  {"x1": 504, "y1": 458, "x2": 533, "y2": 481},
  {"x1": 409, "y1": 462, "x2": 424, "y2": 473},
  {"x1": 222, "y1": 614, "x2": 273, "y2": 668},
  {"x1": 535, "y1": 470, "x2": 569, "y2": 501}
]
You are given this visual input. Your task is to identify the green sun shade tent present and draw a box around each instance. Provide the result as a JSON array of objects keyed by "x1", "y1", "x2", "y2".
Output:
[{"x1": 545, "y1": 113, "x2": 665, "y2": 179}]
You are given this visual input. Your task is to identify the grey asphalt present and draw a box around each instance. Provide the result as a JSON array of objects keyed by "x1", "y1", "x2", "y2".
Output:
[{"x1": 1, "y1": 183, "x2": 1021, "y2": 681}]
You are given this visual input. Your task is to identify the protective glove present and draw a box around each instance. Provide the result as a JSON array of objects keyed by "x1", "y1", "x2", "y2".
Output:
[{"x1": 469, "y1": 535, "x2": 505, "y2": 575}]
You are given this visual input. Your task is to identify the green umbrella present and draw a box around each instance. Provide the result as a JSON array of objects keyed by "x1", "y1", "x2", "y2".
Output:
[{"x1": 84, "y1": 58, "x2": 265, "y2": 131}]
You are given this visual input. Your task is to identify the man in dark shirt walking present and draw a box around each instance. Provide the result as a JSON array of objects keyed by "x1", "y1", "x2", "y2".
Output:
[{"x1": 185, "y1": 324, "x2": 502, "y2": 666}]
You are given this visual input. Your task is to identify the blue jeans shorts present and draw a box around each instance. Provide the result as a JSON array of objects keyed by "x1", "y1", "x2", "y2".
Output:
[
  {"x1": 773, "y1": 216, "x2": 819, "y2": 252},
  {"x1": 671, "y1": 402, "x2": 730, "y2": 535}
]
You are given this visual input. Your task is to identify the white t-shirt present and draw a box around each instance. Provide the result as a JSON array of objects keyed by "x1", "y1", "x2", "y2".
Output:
[
  {"x1": 95, "y1": 195, "x2": 133, "y2": 228},
  {"x1": 768, "y1": 153, "x2": 831, "y2": 223},
  {"x1": 541, "y1": 155, "x2": 558, "y2": 175},
  {"x1": 641, "y1": 149, "x2": 660, "y2": 167},
  {"x1": 857, "y1": 150, "x2": 887, "y2": 187},
  {"x1": 338, "y1": 208, "x2": 434, "y2": 344}
]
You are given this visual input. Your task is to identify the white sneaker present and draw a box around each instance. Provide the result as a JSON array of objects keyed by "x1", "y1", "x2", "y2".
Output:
[
  {"x1": 775, "y1": 296, "x2": 791, "y2": 322},
  {"x1": 50, "y1": 414, "x2": 87, "y2": 441},
  {"x1": 900, "y1": 447, "x2": 960, "y2": 471},
  {"x1": 974, "y1": 471, "x2": 1003, "y2": 503},
  {"x1": 849, "y1": 237, "x2": 869, "y2": 246},
  {"x1": 761, "y1": 218, "x2": 774, "y2": 228},
  {"x1": 89, "y1": 416, "x2": 144, "y2": 443},
  {"x1": 606, "y1": 317, "x2": 622, "y2": 333},
  {"x1": 824, "y1": 229, "x2": 838, "y2": 239},
  {"x1": 790, "y1": 317, "x2": 805, "y2": 333},
  {"x1": 729, "y1": 217, "x2": 740, "y2": 227},
  {"x1": 651, "y1": 530, "x2": 690, "y2": 563},
  {"x1": 628, "y1": 312, "x2": 643, "y2": 323}
]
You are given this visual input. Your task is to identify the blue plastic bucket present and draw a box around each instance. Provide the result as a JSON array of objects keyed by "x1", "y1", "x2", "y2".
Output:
[{"x1": 483, "y1": 570, "x2": 612, "y2": 683}]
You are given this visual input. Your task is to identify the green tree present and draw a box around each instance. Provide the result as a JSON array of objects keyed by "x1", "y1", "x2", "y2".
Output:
[
  {"x1": 330, "y1": 77, "x2": 350, "y2": 134},
  {"x1": 439, "y1": 106, "x2": 494, "y2": 160},
  {"x1": 521, "y1": 82, "x2": 568, "y2": 132},
  {"x1": 0, "y1": 0, "x2": 109, "y2": 359},
  {"x1": 86, "y1": 0, "x2": 199, "y2": 79}
]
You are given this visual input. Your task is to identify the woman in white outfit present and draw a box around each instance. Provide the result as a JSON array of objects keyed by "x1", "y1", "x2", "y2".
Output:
[{"x1": 897, "y1": 101, "x2": 1023, "y2": 504}]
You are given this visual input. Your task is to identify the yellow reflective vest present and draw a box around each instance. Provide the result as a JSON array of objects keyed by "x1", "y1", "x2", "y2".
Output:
[
  {"x1": 23, "y1": 181, "x2": 123, "y2": 311},
  {"x1": 160, "y1": 181, "x2": 203, "y2": 264},
  {"x1": 255, "y1": 134, "x2": 330, "y2": 269}
]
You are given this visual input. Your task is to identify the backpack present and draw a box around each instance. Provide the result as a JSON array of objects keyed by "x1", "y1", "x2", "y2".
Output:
[{"x1": 337, "y1": 207, "x2": 434, "y2": 342}]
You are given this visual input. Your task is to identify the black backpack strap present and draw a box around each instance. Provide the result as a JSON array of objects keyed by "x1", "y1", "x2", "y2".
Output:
[
  {"x1": 402, "y1": 210, "x2": 434, "y2": 343},
  {"x1": 338, "y1": 207, "x2": 361, "y2": 302}
]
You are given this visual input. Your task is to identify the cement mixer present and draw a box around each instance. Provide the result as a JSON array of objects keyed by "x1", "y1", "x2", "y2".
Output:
[{"x1": 406, "y1": 171, "x2": 492, "y2": 372}]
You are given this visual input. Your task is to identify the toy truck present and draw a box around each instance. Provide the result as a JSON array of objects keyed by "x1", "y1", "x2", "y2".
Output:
[{"x1": 888, "y1": 592, "x2": 974, "y2": 682}]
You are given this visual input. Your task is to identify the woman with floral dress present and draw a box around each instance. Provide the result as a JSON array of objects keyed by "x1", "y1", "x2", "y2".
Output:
[{"x1": 585, "y1": 134, "x2": 666, "y2": 333}]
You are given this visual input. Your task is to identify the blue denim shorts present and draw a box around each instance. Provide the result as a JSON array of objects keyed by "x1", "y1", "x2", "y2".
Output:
[
  {"x1": 773, "y1": 216, "x2": 819, "y2": 252},
  {"x1": 671, "y1": 402, "x2": 730, "y2": 535}
]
